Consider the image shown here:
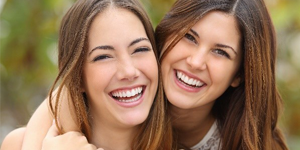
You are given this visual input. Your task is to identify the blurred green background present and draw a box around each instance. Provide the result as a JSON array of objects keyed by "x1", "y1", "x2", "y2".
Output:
[{"x1": 0, "y1": 0, "x2": 299, "y2": 149}]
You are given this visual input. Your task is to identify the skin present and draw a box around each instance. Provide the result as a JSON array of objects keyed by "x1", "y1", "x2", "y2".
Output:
[
  {"x1": 1, "y1": 128, "x2": 26, "y2": 150},
  {"x1": 162, "y1": 11, "x2": 242, "y2": 147}
]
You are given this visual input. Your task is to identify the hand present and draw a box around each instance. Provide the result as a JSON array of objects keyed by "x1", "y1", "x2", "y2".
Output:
[{"x1": 42, "y1": 122, "x2": 103, "y2": 150}]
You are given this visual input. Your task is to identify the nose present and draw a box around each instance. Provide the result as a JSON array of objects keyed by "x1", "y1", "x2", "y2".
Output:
[
  {"x1": 186, "y1": 50, "x2": 207, "y2": 70},
  {"x1": 117, "y1": 57, "x2": 140, "y2": 81}
]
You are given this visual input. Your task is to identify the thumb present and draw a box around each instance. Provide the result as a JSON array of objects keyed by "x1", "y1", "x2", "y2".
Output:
[{"x1": 45, "y1": 120, "x2": 59, "y2": 138}]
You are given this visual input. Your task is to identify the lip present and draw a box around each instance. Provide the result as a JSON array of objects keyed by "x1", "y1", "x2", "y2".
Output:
[
  {"x1": 110, "y1": 85, "x2": 146, "y2": 108},
  {"x1": 173, "y1": 69, "x2": 205, "y2": 93}
]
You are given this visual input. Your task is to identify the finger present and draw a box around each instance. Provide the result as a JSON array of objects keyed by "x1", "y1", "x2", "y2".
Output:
[
  {"x1": 97, "y1": 148, "x2": 104, "y2": 150},
  {"x1": 45, "y1": 120, "x2": 59, "y2": 138}
]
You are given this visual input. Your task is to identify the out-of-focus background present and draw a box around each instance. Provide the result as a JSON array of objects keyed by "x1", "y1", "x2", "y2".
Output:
[{"x1": 0, "y1": 0, "x2": 299, "y2": 148}]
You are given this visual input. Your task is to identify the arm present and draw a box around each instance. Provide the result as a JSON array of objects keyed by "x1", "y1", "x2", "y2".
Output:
[
  {"x1": 1, "y1": 128, "x2": 26, "y2": 150},
  {"x1": 22, "y1": 88, "x2": 80, "y2": 150},
  {"x1": 21, "y1": 100, "x2": 53, "y2": 150}
]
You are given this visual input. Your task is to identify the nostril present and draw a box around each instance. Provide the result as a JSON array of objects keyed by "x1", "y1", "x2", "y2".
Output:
[
  {"x1": 126, "y1": 76, "x2": 138, "y2": 81},
  {"x1": 117, "y1": 65, "x2": 139, "y2": 81},
  {"x1": 186, "y1": 55, "x2": 207, "y2": 70}
]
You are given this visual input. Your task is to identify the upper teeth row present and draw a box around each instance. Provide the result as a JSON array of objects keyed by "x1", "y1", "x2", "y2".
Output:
[
  {"x1": 112, "y1": 87, "x2": 143, "y2": 98},
  {"x1": 177, "y1": 71, "x2": 203, "y2": 87}
]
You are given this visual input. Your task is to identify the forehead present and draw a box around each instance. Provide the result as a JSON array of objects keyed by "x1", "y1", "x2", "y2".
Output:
[
  {"x1": 88, "y1": 7, "x2": 148, "y2": 50},
  {"x1": 192, "y1": 11, "x2": 241, "y2": 51}
]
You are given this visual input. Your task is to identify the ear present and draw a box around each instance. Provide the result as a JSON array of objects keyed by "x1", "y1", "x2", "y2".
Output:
[{"x1": 230, "y1": 76, "x2": 241, "y2": 87}]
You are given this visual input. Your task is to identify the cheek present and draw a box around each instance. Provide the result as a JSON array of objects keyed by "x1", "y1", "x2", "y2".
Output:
[
  {"x1": 210, "y1": 61, "x2": 239, "y2": 86},
  {"x1": 161, "y1": 48, "x2": 181, "y2": 74},
  {"x1": 142, "y1": 55, "x2": 159, "y2": 81},
  {"x1": 161, "y1": 60, "x2": 168, "y2": 77},
  {"x1": 161, "y1": 41, "x2": 191, "y2": 65},
  {"x1": 83, "y1": 64, "x2": 114, "y2": 93}
]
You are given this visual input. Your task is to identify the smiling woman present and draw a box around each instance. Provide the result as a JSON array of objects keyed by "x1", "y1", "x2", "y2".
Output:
[
  {"x1": 155, "y1": 0, "x2": 288, "y2": 149},
  {"x1": 0, "y1": 0, "x2": 173, "y2": 150}
]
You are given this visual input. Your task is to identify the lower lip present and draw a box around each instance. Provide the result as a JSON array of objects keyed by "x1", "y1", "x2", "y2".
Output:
[
  {"x1": 173, "y1": 70, "x2": 203, "y2": 93},
  {"x1": 113, "y1": 89, "x2": 145, "y2": 108}
]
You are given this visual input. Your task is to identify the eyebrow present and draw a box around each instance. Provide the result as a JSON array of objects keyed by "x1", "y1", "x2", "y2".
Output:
[
  {"x1": 129, "y1": 37, "x2": 149, "y2": 47},
  {"x1": 89, "y1": 45, "x2": 114, "y2": 56},
  {"x1": 190, "y1": 29, "x2": 237, "y2": 55},
  {"x1": 89, "y1": 37, "x2": 150, "y2": 56},
  {"x1": 216, "y1": 43, "x2": 237, "y2": 55}
]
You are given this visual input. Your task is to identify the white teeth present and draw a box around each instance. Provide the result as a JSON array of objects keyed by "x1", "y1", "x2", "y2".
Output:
[
  {"x1": 126, "y1": 91, "x2": 131, "y2": 97},
  {"x1": 183, "y1": 76, "x2": 189, "y2": 83},
  {"x1": 188, "y1": 78, "x2": 193, "y2": 85},
  {"x1": 176, "y1": 71, "x2": 204, "y2": 87},
  {"x1": 117, "y1": 94, "x2": 142, "y2": 103},
  {"x1": 192, "y1": 80, "x2": 197, "y2": 85},
  {"x1": 111, "y1": 87, "x2": 143, "y2": 103},
  {"x1": 111, "y1": 87, "x2": 143, "y2": 98}
]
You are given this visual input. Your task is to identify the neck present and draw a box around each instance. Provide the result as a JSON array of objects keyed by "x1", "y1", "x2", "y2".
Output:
[
  {"x1": 170, "y1": 102, "x2": 215, "y2": 148},
  {"x1": 90, "y1": 120, "x2": 138, "y2": 150}
]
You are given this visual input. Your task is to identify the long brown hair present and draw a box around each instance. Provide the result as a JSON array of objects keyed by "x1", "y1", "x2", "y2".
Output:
[
  {"x1": 155, "y1": 0, "x2": 288, "y2": 149},
  {"x1": 48, "y1": 0, "x2": 173, "y2": 149}
]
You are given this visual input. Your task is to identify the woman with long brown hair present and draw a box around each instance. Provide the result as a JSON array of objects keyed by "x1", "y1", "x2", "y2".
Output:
[
  {"x1": 1, "y1": 0, "x2": 173, "y2": 150},
  {"x1": 156, "y1": 0, "x2": 288, "y2": 149}
]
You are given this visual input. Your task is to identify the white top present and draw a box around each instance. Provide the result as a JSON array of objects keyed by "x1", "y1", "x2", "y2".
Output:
[{"x1": 190, "y1": 121, "x2": 221, "y2": 150}]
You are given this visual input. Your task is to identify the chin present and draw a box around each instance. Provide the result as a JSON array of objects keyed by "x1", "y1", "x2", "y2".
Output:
[
  {"x1": 167, "y1": 94, "x2": 195, "y2": 109},
  {"x1": 119, "y1": 111, "x2": 149, "y2": 126}
]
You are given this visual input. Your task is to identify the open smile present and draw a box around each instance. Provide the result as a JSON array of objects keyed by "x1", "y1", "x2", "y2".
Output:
[
  {"x1": 110, "y1": 86, "x2": 145, "y2": 103},
  {"x1": 175, "y1": 70, "x2": 204, "y2": 88},
  {"x1": 173, "y1": 70, "x2": 206, "y2": 92}
]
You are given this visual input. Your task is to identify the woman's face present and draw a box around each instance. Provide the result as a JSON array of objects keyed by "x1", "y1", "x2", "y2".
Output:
[
  {"x1": 161, "y1": 11, "x2": 242, "y2": 109},
  {"x1": 83, "y1": 8, "x2": 158, "y2": 128}
]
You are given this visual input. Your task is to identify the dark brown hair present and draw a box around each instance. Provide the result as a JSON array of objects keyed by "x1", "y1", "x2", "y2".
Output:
[
  {"x1": 155, "y1": 0, "x2": 288, "y2": 149},
  {"x1": 48, "y1": 0, "x2": 173, "y2": 149}
]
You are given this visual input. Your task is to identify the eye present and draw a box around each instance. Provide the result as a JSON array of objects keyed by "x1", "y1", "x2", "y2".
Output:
[
  {"x1": 132, "y1": 47, "x2": 151, "y2": 54},
  {"x1": 212, "y1": 49, "x2": 231, "y2": 59},
  {"x1": 184, "y1": 33, "x2": 198, "y2": 44},
  {"x1": 92, "y1": 55, "x2": 112, "y2": 62}
]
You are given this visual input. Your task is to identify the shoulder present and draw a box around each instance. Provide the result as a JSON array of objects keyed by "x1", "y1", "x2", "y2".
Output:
[{"x1": 1, "y1": 127, "x2": 26, "y2": 150}]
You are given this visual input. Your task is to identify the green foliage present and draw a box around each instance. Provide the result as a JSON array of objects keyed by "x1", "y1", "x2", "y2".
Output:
[
  {"x1": 141, "y1": 0, "x2": 175, "y2": 27},
  {"x1": 0, "y1": 0, "x2": 63, "y2": 137}
]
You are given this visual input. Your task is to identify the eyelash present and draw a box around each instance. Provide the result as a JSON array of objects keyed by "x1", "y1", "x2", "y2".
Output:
[
  {"x1": 92, "y1": 55, "x2": 112, "y2": 62},
  {"x1": 92, "y1": 47, "x2": 151, "y2": 62},
  {"x1": 212, "y1": 49, "x2": 231, "y2": 59},
  {"x1": 184, "y1": 33, "x2": 198, "y2": 44},
  {"x1": 133, "y1": 47, "x2": 151, "y2": 54}
]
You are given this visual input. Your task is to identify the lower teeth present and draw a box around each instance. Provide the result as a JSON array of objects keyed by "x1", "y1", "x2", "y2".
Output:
[{"x1": 117, "y1": 94, "x2": 142, "y2": 103}]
